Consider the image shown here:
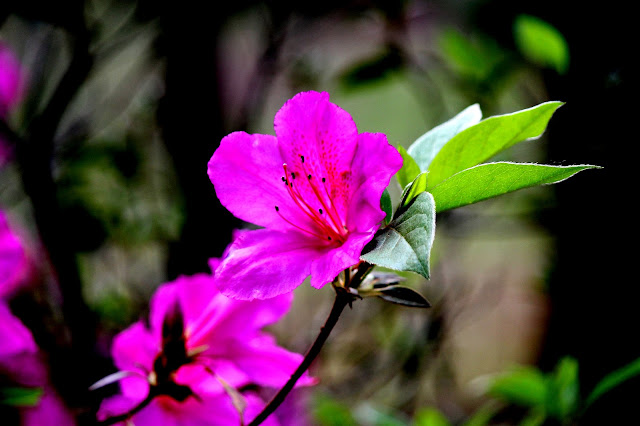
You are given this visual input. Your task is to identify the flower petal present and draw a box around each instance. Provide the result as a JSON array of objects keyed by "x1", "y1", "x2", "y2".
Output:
[
  {"x1": 188, "y1": 291, "x2": 292, "y2": 348},
  {"x1": 97, "y1": 394, "x2": 142, "y2": 423},
  {"x1": 274, "y1": 91, "x2": 358, "y2": 222},
  {"x1": 0, "y1": 211, "x2": 28, "y2": 299},
  {"x1": 208, "y1": 132, "x2": 307, "y2": 231},
  {"x1": 225, "y1": 334, "x2": 317, "y2": 389},
  {"x1": 309, "y1": 231, "x2": 375, "y2": 289},
  {"x1": 347, "y1": 132, "x2": 403, "y2": 233},
  {"x1": 133, "y1": 394, "x2": 248, "y2": 426},
  {"x1": 215, "y1": 229, "x2": 324, "y2": 300},
  {"x1": 0, "y1": 303, "x2": 37, "y2": 357},
  {"x1": 110, "y1": 321, "x2": 156, "y2": 398}
]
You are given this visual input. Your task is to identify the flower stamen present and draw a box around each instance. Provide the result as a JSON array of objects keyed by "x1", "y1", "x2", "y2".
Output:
[{"x1": 280, "y1": 161, "x2": 347, "y2": 243}]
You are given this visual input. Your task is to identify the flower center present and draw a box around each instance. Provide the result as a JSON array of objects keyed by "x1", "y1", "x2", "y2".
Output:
[{"x1": 275, "y1": 155, "x2": 348, "y2": 243}]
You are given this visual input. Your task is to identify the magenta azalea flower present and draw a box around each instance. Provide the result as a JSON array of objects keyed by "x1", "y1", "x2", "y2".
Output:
[
  {"x1": 1, "y1": 210, "x2": 28, "y2": 300},
  {"x1": 208, "y1": 91, "x2": 402, "y2": 300},
  {"x1": 97, "y1": 272, "x2": 314, "y2": 425},
  {"x1": 1, "y1": 303, "x2": 76, "y2": 425}
]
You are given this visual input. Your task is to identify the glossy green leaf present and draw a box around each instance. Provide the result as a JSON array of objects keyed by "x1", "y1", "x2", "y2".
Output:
[
  {"x1": 488, "y1": 366, "x2": 547, "y2": 407},
  {"x1": 429, "y1": 162, "x2": 598, "y2": 212},
  {"x1": 427, "y1": 102, "x2": 564, "y2": 188},
  {"x1": 585, "y1": 356, "x2": 640, "y2": 408},
  {"x1": 514, "y1": 15, "x2": 569, "y2": 74},
  {"x1": 361, "y1": 192, "x2": 436, "y2": 279},
  {"x1": 381, "y1": 189, "x2": 393, "y2": 225},
  {"x1": 0, "y1": 387, "x2": 43, "y2": 407},
  {"x1": 546, "y1": 357, "x2": 580, "y2": 419},
  {"x1": 414, "y1": 407, "x2": 451, "y2": 426},
  {"x1": 396, "y1": 145, "x2": 421, "y2": 189},
  {"x1": 408, "y1": 104, "x2": 482, "y2": 172},
  {"x1": 399, "y1": 172, "x2": 428, "y2": 208}
]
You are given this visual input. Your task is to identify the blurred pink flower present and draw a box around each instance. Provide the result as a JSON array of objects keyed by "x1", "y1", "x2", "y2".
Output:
[
  {"x1": 0, "y1": 210, "x2": 29, "y2": 300},
  {"x1": 97, "y1": 271, "x2": 314, "y2": 425},
  {"x1": 0, "y1": 303, "x2": 76, "y2": 425},
  {"x1": 208, "y1": 90, "x2": 402, "y2": 300},
  {"x1": 0, "y1": 41, "x2": 26, "y2": 165}
]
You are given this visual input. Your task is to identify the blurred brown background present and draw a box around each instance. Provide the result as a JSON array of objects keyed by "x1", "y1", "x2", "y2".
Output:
[{"x1": 1, "y1": 0, "x2": 635, "y2": 424}]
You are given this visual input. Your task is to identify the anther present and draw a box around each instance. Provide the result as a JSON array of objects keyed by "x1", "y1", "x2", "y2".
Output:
[
  {"x1": 281, "y1": 176, "x2": 286, "y2": 182},
  {"x1": 319, "y1": 209, "x2": 323, "y2": 214},
  {"x1": 291, "y1": 172, "x2": 295, "y2": 179},
  {"x1": 328, "y1": 236, "x2": 332, "y2": 241},
  {"x1": 307, "y1": 174, "x2": 312, "y2": 180},
  {"x1": 300, "y1": 155, "x2": 305, "y2": 163},
  {"x1": 322, "y1": 177, "x2": 326, "y2": 183},
  {"x1": 275, "y1": 206, "x2": 279, "y2": 212}
]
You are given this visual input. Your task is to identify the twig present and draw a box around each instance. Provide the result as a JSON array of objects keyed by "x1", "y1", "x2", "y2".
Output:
[{"x1": 247, "y1": 286, "x2": 356, "y2": 426}]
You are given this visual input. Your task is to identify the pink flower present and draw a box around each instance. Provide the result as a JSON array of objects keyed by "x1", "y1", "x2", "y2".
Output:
[
  {"x1": 0, "y1": 41, "x2": 25, "y2": 165},
  {"x1": 0, "y1": 303, "x2": 76, "y2": 425},
  {"x1": 208, "y1": 91, "x2": 402, "y2": 300},
  {"x1": 97, "y1": 272, "x2": 314, "y2": 425},
  {"x1": 1, "y1": 210, "x2": 29, "y2": 300}
]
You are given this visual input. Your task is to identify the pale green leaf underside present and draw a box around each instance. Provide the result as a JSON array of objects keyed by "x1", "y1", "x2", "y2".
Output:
[
  {"x1": 361, "y1": 191, "x2": 436, "y2": 279},
  {"x1": 408, "y1": 103, "x2": 482, "y2": 172},
  {"x1": 427, "y1": 101, "x2": 564, "y2": 188},
  {"x1": 430, "y1": 162, "x2": 598, "y2": 212}
]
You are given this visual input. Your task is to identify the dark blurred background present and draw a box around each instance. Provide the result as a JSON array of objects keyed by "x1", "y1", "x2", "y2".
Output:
[{"x1": 0, "y1": 0, "x2": 635, "y2": 424}]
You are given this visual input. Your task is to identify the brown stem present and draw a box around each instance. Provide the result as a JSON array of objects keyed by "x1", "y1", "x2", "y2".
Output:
[{"x1": 247, "y1": 287, "x2": 355, "y2": 426}]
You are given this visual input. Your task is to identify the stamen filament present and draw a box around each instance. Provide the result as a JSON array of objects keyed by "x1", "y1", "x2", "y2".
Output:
[
  {"x1": 299, "y1": 160, "x2": 346, "y2": 236},
  {"x1": 279, "y1": 160, "x2": 348, "y2": 243}
]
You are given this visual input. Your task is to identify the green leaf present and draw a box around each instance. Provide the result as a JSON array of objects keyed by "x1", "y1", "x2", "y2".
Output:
[
  {"x1": 0, "y1": 387, "x2": 43, "y2": 407},
  {"x1": 514, "y1": 15, "x2": 569, "y2": 74},
  {"x1": 585, "y1": 356, "x2": 640, "y2": 408},
  {"x1": 488, "y1": 366, "x2": 547, "y2": 407},
  {"x1": 429, "y1": 162, "x2": 598, "y2": 212},
  {"x1": 462, "y1": 402, "x2": 500, "y2": 426},
  {"x1": 313, "y1": 394, "x2": 358, "y2": 426},
  {"x1": 519, "y1": 407, "x2": 547, "y2": 426},
  {"x1": 396, "y1": 145, "x2": 422, "y2": 189},
  {"x1": 408, "y1": 104, "x2": 482, "y2": 172},
  {"x1": 426, "y1": 102, "x2": 564, "y2": 188},
  {"x1": 439, "y1": 29, "x2": 505, "y2": 82},
  {"x1": 376, "y1": 285, "x2": 431, "y2": 308},
  {"x1": 546, "y1": 357, "x2": 580, "y2": 420},
  {"x1": 361, "y1": 192, "x2": 436, "y2": 279},
  {"x1": 414, "y1": 407, "x2": 451, "y2": 426},
  {"x1": 400, "y1": 172, "x2": 428, "y2": 208},
  {"x1": 381, "y1": 189, "x2": 393, "y2": 225}
]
